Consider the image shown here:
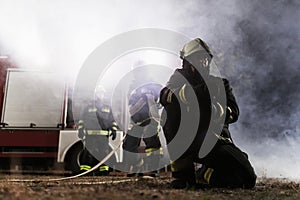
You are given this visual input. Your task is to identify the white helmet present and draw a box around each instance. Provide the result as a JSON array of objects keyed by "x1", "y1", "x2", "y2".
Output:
[
  {"x1": 180, "y1": 38, "x2": 213, "y2": 60},
  {"x1": 94, "y1": 85, "x2": 106, "y2": 101}
]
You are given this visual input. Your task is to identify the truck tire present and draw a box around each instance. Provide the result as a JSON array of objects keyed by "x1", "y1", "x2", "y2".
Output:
[{"x1": 64, "y1": 142, "x2": 83, "y2": 175}]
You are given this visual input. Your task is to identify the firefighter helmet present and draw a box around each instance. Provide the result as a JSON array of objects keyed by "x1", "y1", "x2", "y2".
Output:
[
  {"x1": 94, "y1": 85, "x2": 106, "y2": 101},
  {"x1": 180, "y1": 38, "x2": 213, "y2": 60}
]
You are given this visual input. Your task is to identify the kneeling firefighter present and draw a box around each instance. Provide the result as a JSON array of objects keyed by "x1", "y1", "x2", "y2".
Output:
[
  {"x1": 77, "y1": 85, "x2": 118, "y2": 176},
  {"x1": 160, "y1": 38, "x2": 257, "y2": 188}
]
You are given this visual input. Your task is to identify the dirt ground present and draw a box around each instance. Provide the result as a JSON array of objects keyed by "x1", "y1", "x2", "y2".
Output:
[{"x1": 0, "y1": 172, "x2": 299, "y2": 200}]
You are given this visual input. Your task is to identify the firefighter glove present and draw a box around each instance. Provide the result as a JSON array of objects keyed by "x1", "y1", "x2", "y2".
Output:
[
  {"x1": 110, "y1": 130, "x2": 117, "y2": 140},
  {"x1": 78, "y1": 128, "x2": 85, "y2": 139}
]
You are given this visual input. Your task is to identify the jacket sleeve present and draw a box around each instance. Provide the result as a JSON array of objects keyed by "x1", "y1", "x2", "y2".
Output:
[
  {"x1": 108, "y1": 107, "x2": 118, "y2": 131},
  {"x1": 223, "y1": 78, "x2": 239, "y2": 124},
  {"x1": 160, "y1": 69, "x2": 184, "y2": 106}
]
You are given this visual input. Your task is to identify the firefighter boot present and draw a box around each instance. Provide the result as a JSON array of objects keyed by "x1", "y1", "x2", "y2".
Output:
[
  {"x1": 171, "y1": 170, "x2": 196, "y2": 189},
  {"x1": 126, "y1": 159, "x2": 144, "y2": 177},
  {"x1": 94, "y1": 165, "x2": 110, "y2": 176},
  {"x1": 170, "y1": 156, "x2": 195, "y2": 189},
  {"x1": 144, "y1": 154, "x2": 161, "y2": 178},
  {"x1": 143, "y1": 147, "x2": 163, "y2": 178},
  {"x1": 79, "y1": 165, "x2": 93, "y2": 176},
  {"x1": 195, "y1": 165, "x2": 212, "y2": 188}
]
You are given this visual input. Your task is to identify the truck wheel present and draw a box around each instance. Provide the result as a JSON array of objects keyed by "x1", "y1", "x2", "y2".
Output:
[{"x1": 65, "y1": 142, "x2": 83, "y2": 175}]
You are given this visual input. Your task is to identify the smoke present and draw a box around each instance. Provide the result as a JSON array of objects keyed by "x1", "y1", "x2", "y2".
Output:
[
  {"x1": 217, "y1": 0, "x2": 300, "y2": 179},
  {"x1": 0, "y1": 0, "x2": 182, "y2": 82},
  {"x1": 0, "y1": 0, "x2": 299, "y2": 179},
  {"x1": 226, "y1": 0, "x2": 300, "y2": 139}
]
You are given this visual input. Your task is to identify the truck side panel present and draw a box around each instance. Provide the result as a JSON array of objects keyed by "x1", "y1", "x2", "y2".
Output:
[{"x1": 0, "y1": 129, "x2": 59, "y2": 158}]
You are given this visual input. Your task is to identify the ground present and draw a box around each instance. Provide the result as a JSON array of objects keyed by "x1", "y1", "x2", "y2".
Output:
[{"x1": 0, "y1": 172, "x2": 299, "y2": 200}]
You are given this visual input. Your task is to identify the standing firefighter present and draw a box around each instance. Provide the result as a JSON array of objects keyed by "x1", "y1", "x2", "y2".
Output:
[
  {"x1": 77, "y1": 85, "x2": 118, "y2": 175},
  {"x1": 122, "y1": 65, "x2": 163, "y2": 177},
  {"x1": 160, "y1": 38, "x2": 256, "y2": 188}
]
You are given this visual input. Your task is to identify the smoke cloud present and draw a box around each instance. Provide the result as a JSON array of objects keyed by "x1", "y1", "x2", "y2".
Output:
[{"x1": 0, "y1": 0, "x2": 299, "y2": 179}]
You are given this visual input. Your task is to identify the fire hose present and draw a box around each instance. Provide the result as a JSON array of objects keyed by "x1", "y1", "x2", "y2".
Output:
[
  {"x1": 4, "y1": 133, "x2": 127, "y2": 182},
  {"x1": 51, "y1": 134, "x2": 127, "y2": 181}
]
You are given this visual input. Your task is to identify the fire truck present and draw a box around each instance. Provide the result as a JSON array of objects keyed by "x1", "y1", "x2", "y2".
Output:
[{"x1": 0, "y1": 57, "x2": 123, "y2": 174}]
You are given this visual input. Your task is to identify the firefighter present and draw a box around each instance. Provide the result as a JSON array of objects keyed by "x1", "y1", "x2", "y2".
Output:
[
  {"x1": 160, "y1": 38, "x2": 256, "y2": 188},
  {"x1": 122, "y1": 66, "x2": 163, "y2": 177},
  {"x1": 77, "y1": 85, "x2": 118, "y2": 176}
]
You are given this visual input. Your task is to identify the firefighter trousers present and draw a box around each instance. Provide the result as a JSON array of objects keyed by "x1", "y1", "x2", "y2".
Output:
[
  {"x1": 170, "y1": 139, "x2": 256, "y2": 188},
  {"x1": 80, "y1": 135, "x2": 114, "y2": 173},
  {"x1": 198, "y1": 140, "x2": 257, "y2": 188},
  {"x1": 123, "y1": 122, "x2": 161, "y2": 171}
]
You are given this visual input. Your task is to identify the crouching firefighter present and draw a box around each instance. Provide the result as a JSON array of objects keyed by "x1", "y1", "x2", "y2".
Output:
[
  {"x1": 77, "y1": 85, "x2": 118, "y2": 176},
  {"x1": 123, "y1": 82, "x2": 163, "y2": 177},
  {"x1": 160, "y1": 38, "x2": 257, "y2": 188}
]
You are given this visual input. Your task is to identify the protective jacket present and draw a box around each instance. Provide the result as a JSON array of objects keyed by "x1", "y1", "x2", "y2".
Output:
[
  {"x1": 160, "y1": 68, "x2": 239, "y2": 155},
  {"x1": 78, "y1": 103, "x2": 118, "y2": 135}
]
